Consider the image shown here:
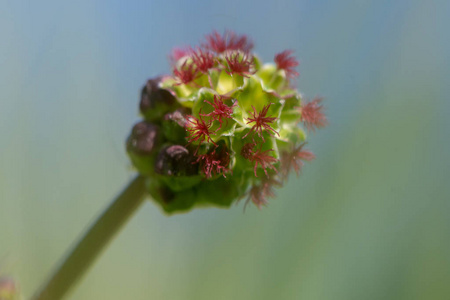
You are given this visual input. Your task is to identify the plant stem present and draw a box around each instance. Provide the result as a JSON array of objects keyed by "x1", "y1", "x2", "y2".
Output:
[{"x1": 33, "y1": 175, "x2": 146, "y2": 300}]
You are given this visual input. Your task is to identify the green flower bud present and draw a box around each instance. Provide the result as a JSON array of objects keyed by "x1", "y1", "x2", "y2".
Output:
[
  {"x1": 127, "y1": 31, "x2": 327, "y2": 214},
  {"x1": 126, "y1": 121, "x2": 162, "y2": 176}
]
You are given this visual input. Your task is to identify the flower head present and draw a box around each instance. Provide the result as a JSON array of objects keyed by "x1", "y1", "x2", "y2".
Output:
[
  {"x1": 300, "y1": 97, "x2": 328, "y2": 131},
  {"x1": 274, "y1": 50, "x2": 299, "y2": 78},
  {"x1": 127, "y1": 31, "x2": 326, "y2": 214}
]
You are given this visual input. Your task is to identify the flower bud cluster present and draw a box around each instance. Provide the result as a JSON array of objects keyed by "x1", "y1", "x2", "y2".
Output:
[{"x1": 127, "y1": 30, "x2": 326, "y2": 214}]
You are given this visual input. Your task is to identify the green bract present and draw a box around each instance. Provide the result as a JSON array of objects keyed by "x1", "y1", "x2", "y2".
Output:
[{"x1": 126, "y1": 31, "x2": 325, "y2": 214}]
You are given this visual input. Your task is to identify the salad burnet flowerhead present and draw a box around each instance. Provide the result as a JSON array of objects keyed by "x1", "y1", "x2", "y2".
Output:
[{"x1": 126, "y1": 30, "x2": 327, "y2": 214}]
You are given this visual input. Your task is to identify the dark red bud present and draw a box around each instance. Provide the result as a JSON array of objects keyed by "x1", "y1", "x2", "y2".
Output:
[
  {"x1": 126, "y1": 121, "x2": 161, "y2": 156},
  {"x1": 140, "y1": 78, "x2": 179, "y2": 122},
  {"x1": 162, "y1": 107, "x2": 191, "y2": 143},
  {"x1": 155, "y1": 145, "x2": 198, "y2": 176}
]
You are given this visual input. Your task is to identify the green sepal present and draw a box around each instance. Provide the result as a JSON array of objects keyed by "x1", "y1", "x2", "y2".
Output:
[
  {"x1": 252, "y1": 54, "x2": 262, "y2": 72},
  {"x1": 195, "y1": 176, "x2": 241, "y2": 208},
  {"x1": 159, "y1": 174, "x2": 203, "y2": 192},
  {"x1": 266, "y1": 99, "x2": 285, "y2": 133},
  {"x1": 214, "y1": 121, "x2": 237, "y2": 138},
  {"x1": 257, "y1": 63, "x2": 287, "y2": 91},
  {"x1": 215, "y1": 70, "x2": 245, "y2": 95},
  {"x1": 235, "y1": 76, "x2": 280, "y2": 114},
  {"x1": 127, "y1": 152, "x2": 156, "y2": 176},
  {"x1": 278, "y1": 126, "x2": 306, "y2": 145},
  {"x1": 192, "y1": 88, "x2": 217, "y2": 118},
  {"x1": 164, "y1": 80, "x2": 197, "y2": 100},
  {"x1": 146, "y1": 179, "x2": 197, "y2": 214}
]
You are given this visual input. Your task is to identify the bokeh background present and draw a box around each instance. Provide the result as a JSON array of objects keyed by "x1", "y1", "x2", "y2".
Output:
[{"x1": 1, "y1": 0, "x2": 449, "y2": 299}]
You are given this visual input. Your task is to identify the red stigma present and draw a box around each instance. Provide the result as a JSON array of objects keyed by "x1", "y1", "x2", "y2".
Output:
[
  {"x1": 185, "y1": 115, "x2": 217, "y2": 146},
  {"x1": 201, "y1": 95, "x2": 236, "y2": 128},
  {"x1": 203, "y1": 30, "x2": 254, "y2": 54},
  {"x1": 243, "y1": 103, "x2": 279, "y2": 141},
  {"x1": 173, "y1": 61, "x2": 198, "y2": 85},
  {"x1": 245, "y1": 176, "x2": 281, "y2": 209},
  {"x1": 300, "y1": 97, "x2": 328, "y2": 131},
  {"x1": 170, "y1": 47, "x2": 190, "y2": 63},
  {"x1": 274, "y1": 50, "x2": 299, "y2": 78},
  {"x1": 247, "y1": 185, "x2": 268, "y2": 209},
  {"x1": 241, "y1": 143, "x2": 278, "y2": 177},
  {"x1": 224, "y1": 52, "x2": 255, "y2": 77},
  {"x1": 281, "y1": 143, "x2": 315, "y2": 179},
  {"x1": 196, "y1": 146, "x2": 231, "y2": 178},
  {"x1": 191, "y1": 48, "x2": 216, "y2": 73}
]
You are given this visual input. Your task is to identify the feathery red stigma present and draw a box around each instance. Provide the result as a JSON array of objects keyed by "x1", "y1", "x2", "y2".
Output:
[
  {"x1": 243, "y1": 103, "x2": 279, "y2": 141},
  {"x1": 196, "y1": 146, "x2": 231, "y2": 178},
  {"x1": 173, "y1": 61, "x2": 198, "y2": 85},
  {"x1": 203, "y1": 30, "x2": 254, "y2": 54},
  {"x1": 170, "y1": 47, "x2": 190, "y2": 63},
  {"x1": 247, "y1": 185, "x2": 268, "y2": 209},
  {"x1": 191, "y1": 48, "x2": 216, "y2": 73},
  {"x1": 245, "y1": 176, "x2": 281, "y2": 209},
  {"x1": 185, "y1": 115, "x2": 216, "y2": 146},
  {"x1": 224, "y1": 52, "x2": 255, "y2": 77},
  {"x1": 274, "y1": 50, "x2": 299, "y2": 78},
  {"x1": 241, "y1": 143, "x2": 278, "y2": 177},
  {"x1": 201, "y1": 95, "x2": 236, "y2": 128},
  {"x1": 281, "y1": 143, "x2": 315, "y2": 178},
  {"x1": 300, "y1": 97, "x2": 328, "y2": 131}
]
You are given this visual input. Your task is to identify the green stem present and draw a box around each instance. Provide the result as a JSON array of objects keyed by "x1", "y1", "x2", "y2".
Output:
[{"x1": 33, "y1": 175, "x2": 146, "y2": 300}]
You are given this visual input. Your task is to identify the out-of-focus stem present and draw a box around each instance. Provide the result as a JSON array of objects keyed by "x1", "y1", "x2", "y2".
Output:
[{"x1": 33, "y1": 175, "x2": 146, "y2": 300}]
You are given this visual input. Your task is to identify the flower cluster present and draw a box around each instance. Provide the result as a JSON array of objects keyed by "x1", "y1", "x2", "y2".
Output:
[{"x1": 127, "y1": 30, "x2": 326, "y2": 214}]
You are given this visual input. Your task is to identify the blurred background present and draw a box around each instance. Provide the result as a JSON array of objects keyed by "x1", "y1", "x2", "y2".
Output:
[{"x1": 1, "y1": 0, "x2": 449, "y2": 299}]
